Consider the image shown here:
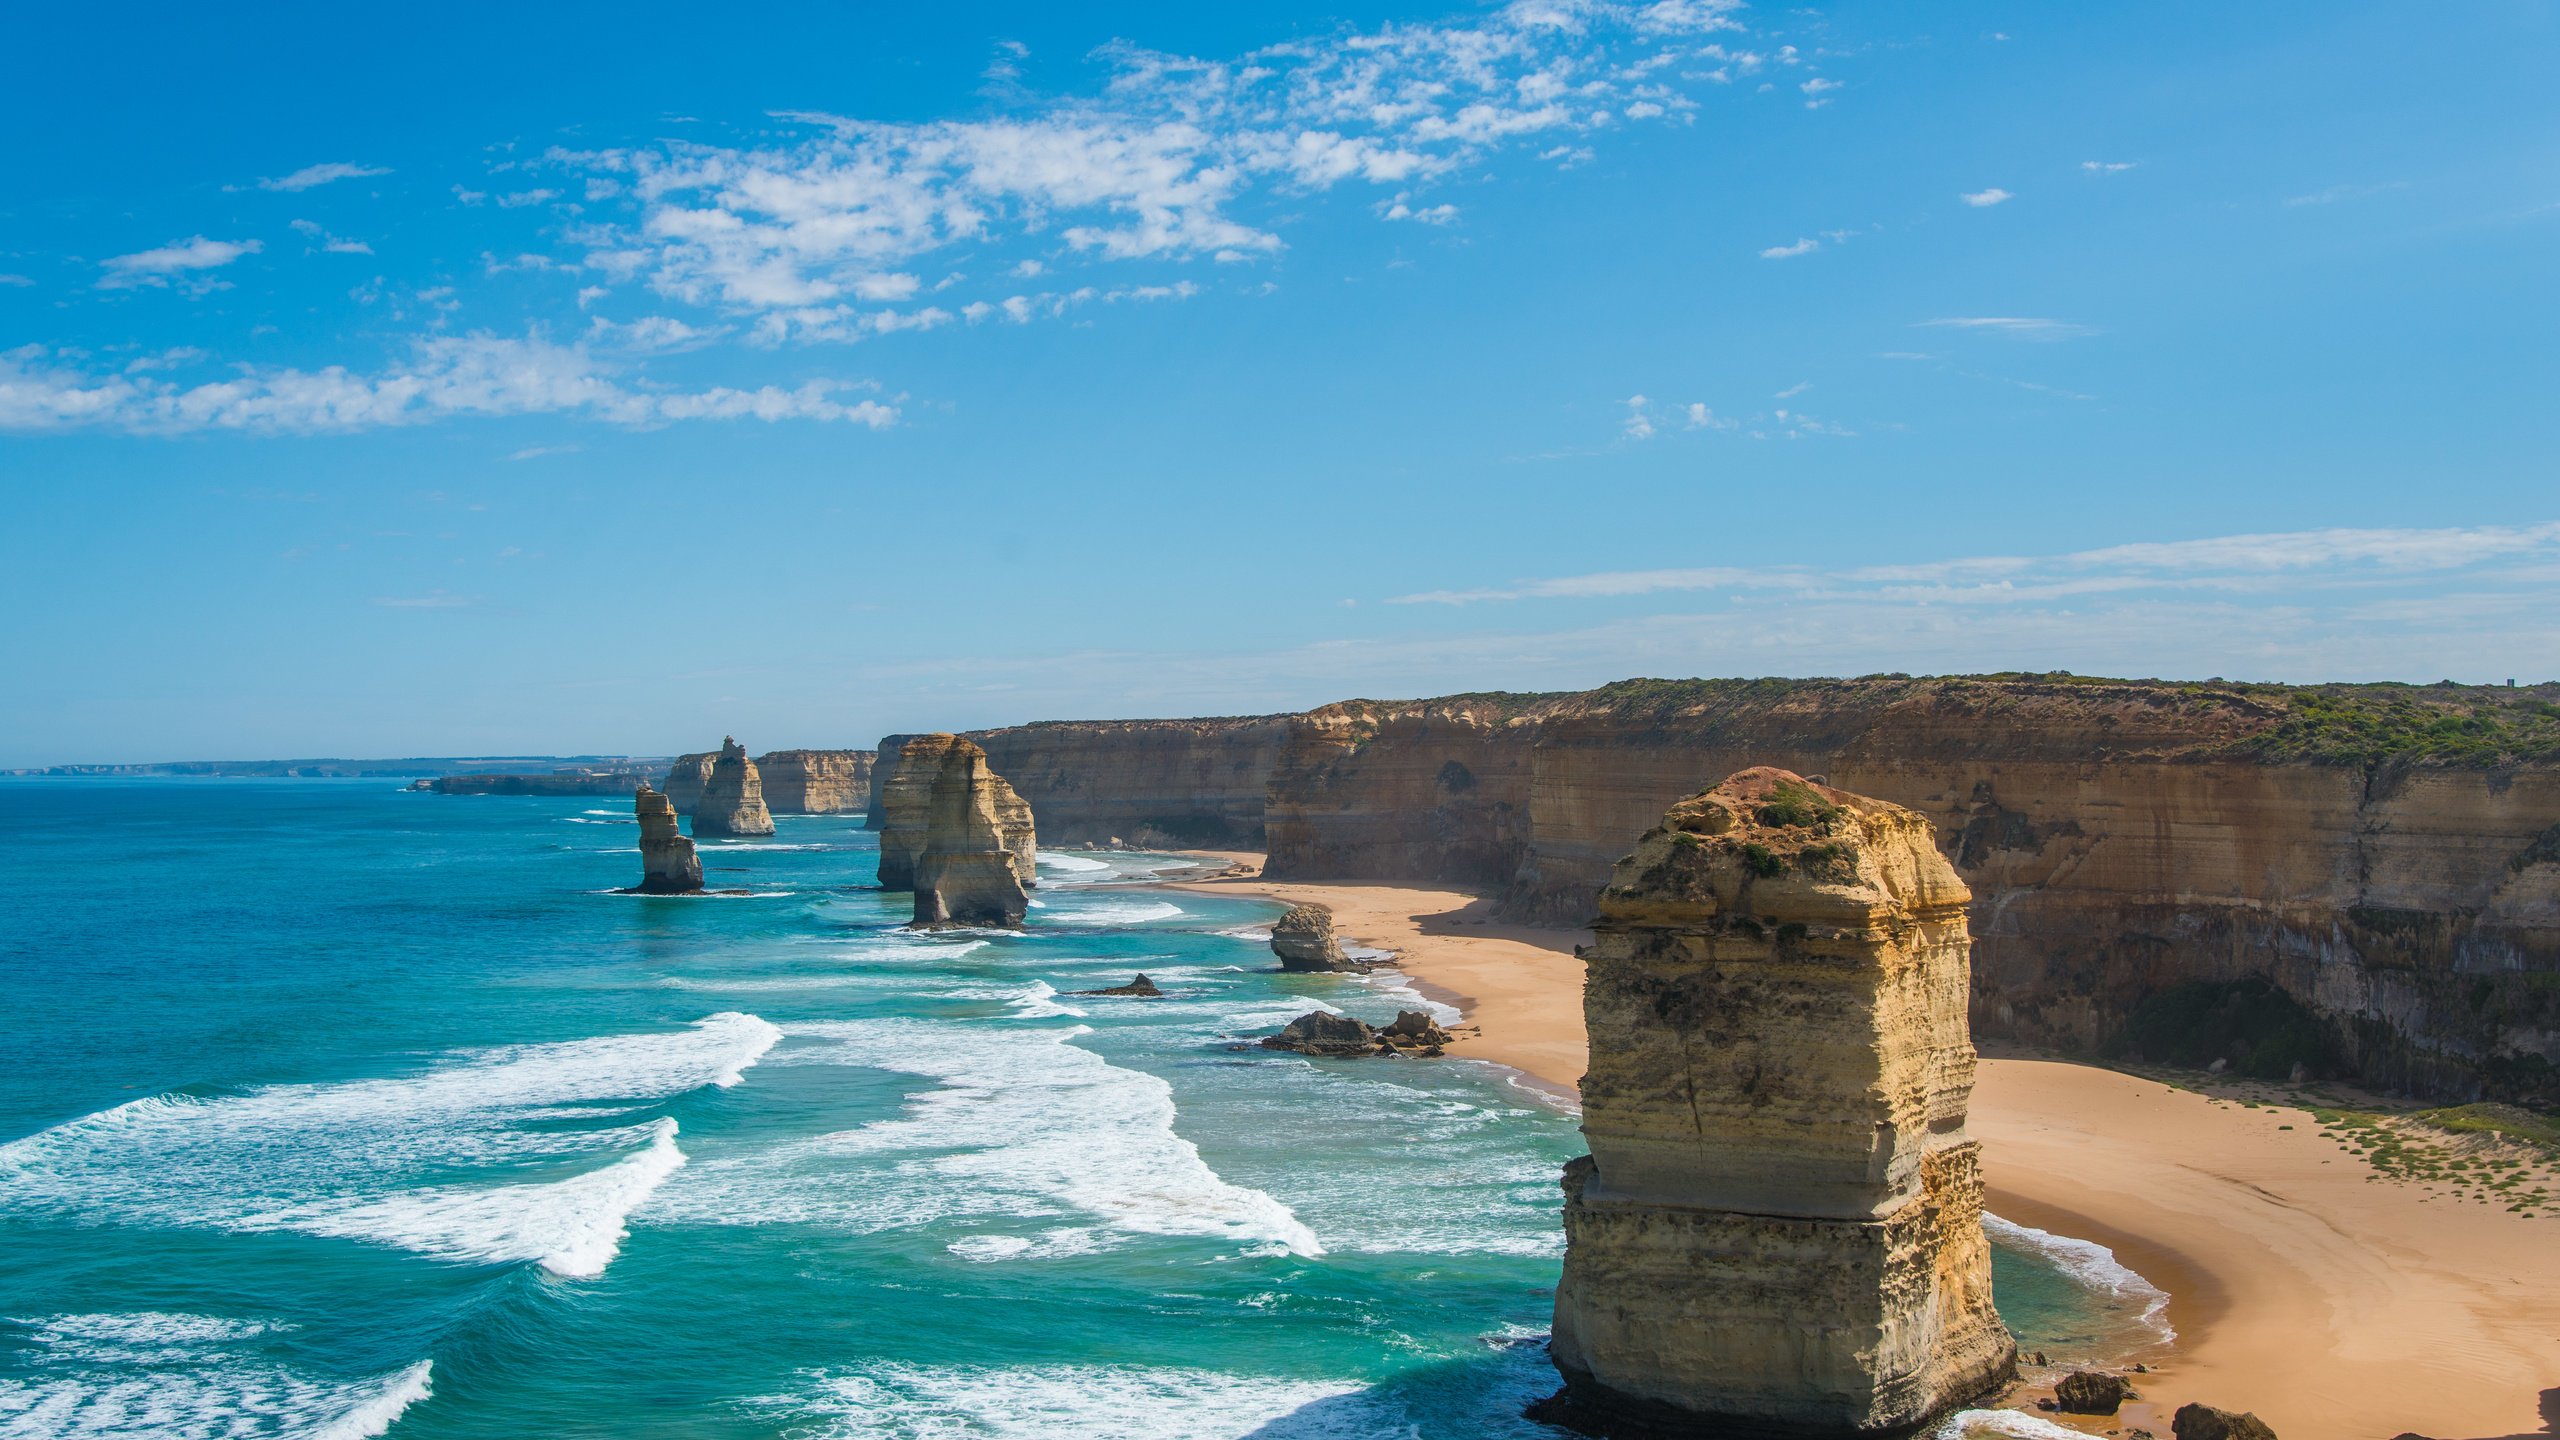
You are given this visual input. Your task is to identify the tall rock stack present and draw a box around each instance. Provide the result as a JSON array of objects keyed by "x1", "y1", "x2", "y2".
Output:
[
  {"x1": 907, "y1": 739, "x2": 1036, "y2": 928},
  {"x1": 876, "y1": 734, "x2": 1036, "y2": 893},
  {"x1": 631, "y1": 781, "x2": 704, "y2": 894},
  {"x1": 1545, "y1": 767, "x2": 2014, "y2": 1439},
  {"x1": 691, "y1": 737, "x2": 776, "y2": 837}
]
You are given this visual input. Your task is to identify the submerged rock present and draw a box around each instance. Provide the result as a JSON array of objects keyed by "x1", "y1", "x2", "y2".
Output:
[
  {"x1": 876, "y1": 734, "x2": 1036, "y2": 894},
  {"x1": 2172, "y1": 1404, "x2": 2279, "y2": 1440},
  {"x1": 1543, "y1": 767, "x2": 2016, "y2": 1438},
  {"x1": 630, "y1": 781, "x2": 703, "y2": 894},
  {"x1": 1082, "y1": 973, "x2": 1165, "y2": 998},
  {"x1": 2056, "y1": 1371, "x2": 2130, "y2": 1415},
  {"x1": 1270, "y1": 903, "x2": 1357, "y2": 971},
  {"x1": 692, "y1": 737, "x2": 775, "y2": 838}
]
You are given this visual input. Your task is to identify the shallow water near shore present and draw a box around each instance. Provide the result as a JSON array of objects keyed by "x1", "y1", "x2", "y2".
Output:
[{"x1": 0, "y1": 779, "x2": 2151, "y2": 1437}]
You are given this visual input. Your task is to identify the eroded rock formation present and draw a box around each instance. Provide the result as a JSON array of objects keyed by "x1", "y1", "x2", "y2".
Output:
[
  {"x1": 692, "y1": 737, "x2": 775, "y2": 838},
  {"x1": 875, "y1": 735, "x2": 1036, "y2": 894},
  {"x1": 1261, "y1": 1009, "x2": 1452, "y2": 1057},
  {"x1": 631, "y1": 781, "x2": 703, "y2": 894},
  {"x1": 912, "y1": 746, "x2": 1032, "y2": 929},
  {"x1": 1081, "y1": 974, "x2": 1165, "y2": 998},
  {"x1": 756, "y1": 749, "x2": 874, "y2": 814},
  {"x1": 663, "y1": 751, "x2": 716, "y2": 813},
  {"x1": 1545, "y1": 767, "x2": 2014, "y2": 1438},
  {"x1": 1270, "y1": 903, "x2": 1357, "y2": 971}
]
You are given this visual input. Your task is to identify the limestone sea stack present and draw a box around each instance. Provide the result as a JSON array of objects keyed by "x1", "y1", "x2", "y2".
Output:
[
  {"x1": 691, "y1": 737, "x2": 776, "y2": 838},
  {"x1": 1544, "y1": 767, "x2": 2014, "y2": 1439},
  {"x1": 1270, "y1": 902, "x2": 1357, "y2": 971},
  {"x1": 631, "y1": 781, "x2": 704, "y2": 894},
  {"x1": 876, "y1": 734, "x2": 1036, "y2": 893},
  {"x1": 910, "y1": 741, "x2": 1035, "y2": 928}
]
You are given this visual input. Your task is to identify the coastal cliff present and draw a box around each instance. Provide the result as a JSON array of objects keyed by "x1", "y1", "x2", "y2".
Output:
[
  {"x1": 910, "y1": 677, "x2": 2558, "y2": 1103},
  {"x1": 1547, "y1": 769, "x2": 2013, "y2": 1437},
  {"x1": 757, "y1": 749, "x2": 874, "y2": 815},
  {"x1": 692, "y1": 737, "x2": 776, "y2": 838},
  {"x1": 630, "y1": 781, "x2": 703, "y2": 894},
  {"x1": 876, "y1": 734, "x2": 1036, "y2": 895},
  {"x1": 663, "y1": 752, "x2": 715, "y2": 813}
]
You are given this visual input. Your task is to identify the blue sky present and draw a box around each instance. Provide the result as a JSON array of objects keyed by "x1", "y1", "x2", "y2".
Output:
[{"x1": 3, "y1": 1, "x2": 2556, "y2": 763}]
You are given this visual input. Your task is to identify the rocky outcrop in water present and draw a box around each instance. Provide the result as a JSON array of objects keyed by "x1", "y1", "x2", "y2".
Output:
[
  {"x1": 1543, "y1": 768, "x2": 2014, "y2": 1438},
  {"x1": 692, "y1": 738, "x2": 776, "y2": 838},
  {"x1": 2172, "y1": 1404, "x2": 2279, "y2": 1440},
  {"x1": 2055, "y1": 1372, "x2": 2130, "y2": 1415},
  {"x1": 756, "y1": 749, "x2": 874, "y2": 814},
  {"x1": 876, "y1": 735, "x2": 1036, "y2": 894},
  {"x1": 1270, "y1": 903, "x2": 1357, "y2": 971},
  {"x1": 1082, "y1": 974, "x2": 1165, "y2": 998},
  {"x1": 631, "y1": 781, "x2": 704, "y2": 894},
  {"x1": 1261, "y1": 1009, "x2": 1452, "y2": 1057}
]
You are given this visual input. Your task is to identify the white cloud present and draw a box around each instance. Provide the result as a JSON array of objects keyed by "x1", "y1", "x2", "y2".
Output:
[
  {"x1": 551, "y1": 3, "x2": 1743, "y2": 314},
  {"x1": 2284, "y1": 181, "x2": 2405, "y2": 207},
  {"x1": 1759, "y1": 236, "x2": 1817, "y2": 259},
  {"x1": 1774, "y1": 380, "x2": 1810, "y2": 399},
  {"x1": 0, "y1": 336, "x2": 893, "y2": 435},
  {"x1": 0, "y1": 273, "x2": 33, "y2": 287},
  {"x1": 2081, "y1": 160, "x2": 2137, "y2": 174},
  {"x1": 1621, "y1": 394, "x2": 1655, "y2": 440},
  {"x1": 1683, "y1": 402, "x2": 1733, "y2": 430},
  {"x1": 290, "y1": 219, "x2": 373, "y2": 255},
  {"x1": 1917, "y1": 316, "x2": 2095, "y2": 340},
  {"x1": 97, "y1": 236, "x2": 263, "y2": 290},
  {"x1": 1960, "y1": 187, "x2": 2013, "y2": 207},
  {"x1": 508, "y1": 444, "x2": 582, "y2": 461},
  {"x1": 259, "y1": 162, "x2": 390, "y2": 193}
]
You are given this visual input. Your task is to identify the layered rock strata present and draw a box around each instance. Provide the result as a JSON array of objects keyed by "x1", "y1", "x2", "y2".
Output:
[
  {"x1": 876, "y1": 735, "x2": 1036, "y2": 893},
  {"x1": 907, "y1": 740, "x2": 1033, "y2": 928},
  {"x1": 631, "y1": 782, "x2": 704, "y2": 894},
  {"x1": 662, "y1": 751, "x2": 716, "y2": 813},
  {"x1": 755, "y1": 749, "x2": 874, "y2": 814},
  {"x1": 1270, "y1": 903, "x2": 1356, "y2": 971},
  {"x1": 1546, "y1": 768, "x2": 2014, "y2": 1438},
  {"x1": 690, "y1": 738, "x2": 776, "y2": 837}
]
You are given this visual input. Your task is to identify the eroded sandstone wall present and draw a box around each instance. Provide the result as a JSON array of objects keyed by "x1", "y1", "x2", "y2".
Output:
[
  {"x1": 876, "y1": 734, "x2": 1035, "y2": 893},
  {"x1": 693, "y1": 737, "x2": 776, "y2": 838},
  {"x1": 1549, "y1": 769, "x2": 2012, "y2": 1436},
  {"x1": 663, "y1": 752, "x2": 716, "y2": 813},
  {"x1": 756, "y1": 749, "x2": 874, "y2": 815},
  {"x1": 969, "y1": 716, "x2": 1291, "y2": 848}
]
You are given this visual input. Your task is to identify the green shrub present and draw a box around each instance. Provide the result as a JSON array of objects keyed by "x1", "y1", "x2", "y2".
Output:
[
  {"x1": 1797, "y1": 842, "x2": 1858, "y2": 883},
  {"x1": 1757, "y1": 780, "x2": 1843, "y2": 830},
  {"x1": 1737, "y1": 842, "x2": 1785, "y2": 878}
]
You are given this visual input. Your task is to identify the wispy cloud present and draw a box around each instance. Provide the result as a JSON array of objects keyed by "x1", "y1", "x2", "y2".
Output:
[
  {"x1": 0, "y1": 273, "x2": 32, "y2": 287},
  {"x1": 1960, "y1": 187, "x2": 2013, "y2": 207},
  {"x1": 259, "y1": 162, "x2": 391, "y2": 193},
  {"x1": 289, "y1": 219, "x2": 373, "y2": 255},
  {"x1": 1621, "y1": 394, "x2": 1656, "y2": 441},
  {"x1": 508, "y1": 444, "x2": 583, "y2": 461},
  {"x1": 2284, "y1": 181, "x2": 2405, "y2": 207},
  {"x1": 0, "y1": 336, "x2": 894, "y2": 435},
  {"x1": 1917, "y1": 316, "x2": 2095, "y2": 340},
  {"x1": 1389, "y1": 521, "x2": 2560, "y2": 606},
  {"x1": 1760, "y1": 236, "x2": 1818, "y2": 259},
  {"x1": 547, "y1": 3, "x2": 1744, "y2": 321},
  {"x1": 97, "y1": 236, "x2": 262, "y2": 291},
  {"x1": 2081, "y1": 160, "x2": 2137, "y2": 175}
]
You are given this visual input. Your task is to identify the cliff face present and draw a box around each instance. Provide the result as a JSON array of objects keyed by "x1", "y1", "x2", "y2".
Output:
[
  {"x1": 885, "y1": 736, "x2": 1035, "y2": 928},
  {"x1": 1257, "y1": 679, "x2": 2560, "y2": 1103},
  {"x1": 631, "y1": 782, "x2": 704, "y2": 894},
  {"x1": 876, "y1": 734, "x2": 1036, "y2": 895},
  {"x1": 1549, "y1": 769, "x2": 2013, "y2": 1437},
  {"x1": 663, "y1": 752, "x2": 716, "y2": 813},
  {"x1": 692, "y1": 737, "x2": 776, "y2": 838},
  {"x1": 756, "y1": 749, "x2": 874, "y2": 815},
  {"x1": 969, "y1": 716, "x2": 1292, "y2": 848}
]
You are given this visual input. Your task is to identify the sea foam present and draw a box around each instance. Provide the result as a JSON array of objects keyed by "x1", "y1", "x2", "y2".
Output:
[
  {"x1": 0, "y1": 1312, "x2": 432, "y2": 1440},
  {"x1": 0, "y1": 1014, "x2": 778, "y2": 1279},
  {"x1": 1982, "y1": 1213, "x2": 2174, "y2": 1342},
  {"x1": 658, "y1": 1019, "x2": 1322, "y2": 1257},
  {"x1": 771, "y1": 1363, "x2": 1363, "y2": 1440}
]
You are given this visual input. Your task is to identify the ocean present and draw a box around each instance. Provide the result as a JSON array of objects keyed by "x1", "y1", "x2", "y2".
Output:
[{"x1": 0, "y1": 780, "x2": 2161, "y2": 1438}]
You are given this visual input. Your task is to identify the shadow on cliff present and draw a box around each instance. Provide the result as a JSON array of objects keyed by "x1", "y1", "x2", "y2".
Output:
[{"x1": 1231, "y1": 1345, "x2": 1571, "y2": 1440}]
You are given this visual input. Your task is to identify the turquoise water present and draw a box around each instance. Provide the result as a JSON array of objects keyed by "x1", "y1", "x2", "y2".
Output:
[{"x1": 0, "y1": 780, "x2": 2151, "y2": 1438}]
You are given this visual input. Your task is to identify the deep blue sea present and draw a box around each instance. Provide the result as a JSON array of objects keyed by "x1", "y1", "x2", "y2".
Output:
[{"x1": 0, "y1": 780, "x2": 2162, "y2": 1439}]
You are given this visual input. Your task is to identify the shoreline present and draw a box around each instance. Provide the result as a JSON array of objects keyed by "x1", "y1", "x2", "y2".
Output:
[{"x1": 1164, "y1": 852, "x2": 2560, "y2": 1440}]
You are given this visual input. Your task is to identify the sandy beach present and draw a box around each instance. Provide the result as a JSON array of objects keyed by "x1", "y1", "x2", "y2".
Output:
[{"x1": 1170, "y1": 854, "x2": 2560, "y2": 1440}]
